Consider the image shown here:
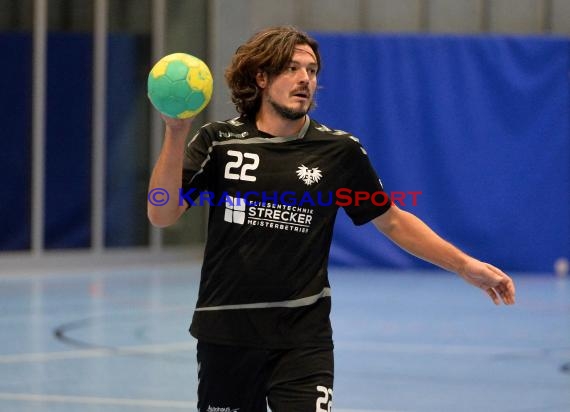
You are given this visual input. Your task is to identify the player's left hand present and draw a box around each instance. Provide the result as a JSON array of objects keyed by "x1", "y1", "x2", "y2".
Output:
[{"x1": 458, "y1": 259, "x2": 516, "y2": 305}]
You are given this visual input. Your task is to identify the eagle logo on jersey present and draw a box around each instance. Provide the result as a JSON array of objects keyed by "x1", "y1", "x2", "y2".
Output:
[{"x1": 296, "y1": 165, "x2": 322, "y2": 186}]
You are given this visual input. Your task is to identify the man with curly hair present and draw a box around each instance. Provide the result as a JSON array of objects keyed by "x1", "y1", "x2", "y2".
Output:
[{"x1": 148, "y1": 26, "x2": 515, "y2": 412}]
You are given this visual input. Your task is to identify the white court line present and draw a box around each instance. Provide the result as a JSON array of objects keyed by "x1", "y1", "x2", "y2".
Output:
[
  {"x1": 0, "y1": 341, "x2": 194, "y2": 364},
  {"x1": 2, "y1": 340, "x2": 566, "y2": 364},
  {"x1": 336, "y1": 341, "x2": 570, "y2": 357},
  {"x1": 3, "y1": 339, "x2": 567, "y2": 365},
  {"x1": 0, "y1": 393, "x2": 195, "y2": 408},
  {"x1": 0, "y1": 393, "x2": 401, "y2": 412}
]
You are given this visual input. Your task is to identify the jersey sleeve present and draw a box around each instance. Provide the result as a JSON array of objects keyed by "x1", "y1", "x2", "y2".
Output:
[
  {"x1": 341, "y1": 138, "x2": 391, "y2": 225},
  {"x1": 181, "y1": 128, "x2": 213, "y2": 208}
]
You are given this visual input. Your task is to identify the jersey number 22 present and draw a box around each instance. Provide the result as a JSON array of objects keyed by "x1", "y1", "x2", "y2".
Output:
[{"x1": 224, "y1": 150, "x2": 259, "y2": 182}]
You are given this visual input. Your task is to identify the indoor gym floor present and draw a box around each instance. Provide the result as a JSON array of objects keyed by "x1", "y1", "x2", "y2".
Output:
[{"x1": 0, "y1": 262, "x2": 568, "y2": 412}]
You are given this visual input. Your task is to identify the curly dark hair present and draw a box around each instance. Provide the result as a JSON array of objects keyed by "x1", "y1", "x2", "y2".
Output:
[{"x1": 224, "y1": 26, "x2": 321, "y2": 118}]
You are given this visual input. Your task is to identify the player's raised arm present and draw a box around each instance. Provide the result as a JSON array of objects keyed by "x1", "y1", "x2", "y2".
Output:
[
  {"x1": 146, "y1": 53, "x2": 213, "y2": 228},
  {"x1": 373, "y1": 204, "x2": 515, "y2": 305},
  {"x1": 147, "y1": 115, "x2": 193, "y2": 228}
]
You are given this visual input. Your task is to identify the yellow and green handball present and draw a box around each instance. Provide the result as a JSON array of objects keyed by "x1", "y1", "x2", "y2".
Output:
[{"x1": 147, "y1": 53, "x2": 213, "y2": 119}]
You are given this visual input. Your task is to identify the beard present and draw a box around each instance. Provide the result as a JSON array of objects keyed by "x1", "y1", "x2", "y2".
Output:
[{"x1": 268, "y1": 96, "x2": 311, "y2": 120}]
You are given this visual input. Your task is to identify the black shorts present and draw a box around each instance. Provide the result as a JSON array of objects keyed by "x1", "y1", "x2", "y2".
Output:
[{"x1": 196, "y1": 341, "x2": 334, "y2": 412}]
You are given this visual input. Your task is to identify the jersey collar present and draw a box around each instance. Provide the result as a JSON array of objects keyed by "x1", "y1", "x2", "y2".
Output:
[{"x1": 252, "y1": 115, "x2": 311, "y2": 141}]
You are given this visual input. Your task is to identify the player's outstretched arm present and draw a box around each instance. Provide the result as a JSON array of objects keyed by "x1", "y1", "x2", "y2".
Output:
[
  {"x1": 147, "y1": 115, "x2": 193, "y2": 228},
  {"x1": 372, "y1": 205, "x2": 515, "y2": 305}
]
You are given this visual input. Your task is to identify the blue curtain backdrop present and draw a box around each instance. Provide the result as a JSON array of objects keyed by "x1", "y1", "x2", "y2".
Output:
[
  {"x1": 311, "y1": 33, "x2": 569, "y2": 273},
  {"x1": 0, "y1": 34, "x2": 32, "y2": 250},
  {"x1": 0, "y1": 33, "x2": 148, "y2": 250},
  {"x1": 1, "y1": 33, "x2": 568, "y2": 272}
]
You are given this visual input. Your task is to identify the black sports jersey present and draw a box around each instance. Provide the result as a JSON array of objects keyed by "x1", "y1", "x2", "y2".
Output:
[{"x1": 182, "y1": 115, "x2": 390, "y2": 349}]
